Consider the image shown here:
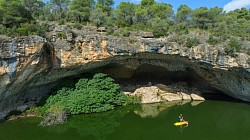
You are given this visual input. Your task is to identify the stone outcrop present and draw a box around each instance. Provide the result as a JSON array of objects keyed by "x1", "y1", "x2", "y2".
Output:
[
  {"x1": 132, "y1": 86, "x2": 162, "y2": 104},
  {"x1": 130, "y1": 84, "x2": 203, "y2": 104},
  {"x1": 190, "y1": 94, "x2": 205, "y2": 101},
  {"x1": 180, "y1": 92, "x2": 192, "y2": 100},
  {"x1": 0, "y1": 25, "x2": 249, "y2": 119}
]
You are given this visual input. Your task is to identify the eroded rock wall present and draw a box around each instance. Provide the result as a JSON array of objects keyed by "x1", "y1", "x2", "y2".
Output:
[{"x1": 0, "y1": 28, "x2": 249, "y2": 118}]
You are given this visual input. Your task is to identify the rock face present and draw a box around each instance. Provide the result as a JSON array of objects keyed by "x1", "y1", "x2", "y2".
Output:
[
  {"x1": 130, "y1": 84, "x2": 203, "y2": 104},
  {"x1": 0, "y1": 25, "x2": 250, "y2": 118}
]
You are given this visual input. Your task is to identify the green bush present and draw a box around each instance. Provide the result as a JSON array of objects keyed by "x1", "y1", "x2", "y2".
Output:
[
  {"x1": 207, "y1": 35, "x2": 219, "y2": 46},
  {"x1": 17, "y1": 28, "x2": 28, "y2": 36},
  {"x1": 57, "y1": 32, "x2": 66, "y2": 39},
  {"x1": 151, "y1": 19, "x2": 169, "y2": 37},
  {"x1": 0, "y1": 22, "x2": 51, "y2": 37},
  {"x1": 43, "y1": 73, "x2": 129, "y2": 115},
  {"x1": 58, "y1": 19, "x2": 65, "y2": 25},
  {"x1": 26, "y1": 106, "x2": 48, "y2": 117},
  {"x1": 106, "y1": 27, "x2": 114, "y2": 35},
  {"x1": 185, "y1": 37, "x2": 200, "y2": 48},
  {"x1": 127, "y1": 96, "x2": 141, "y2": 104},
  {"x1": 171, "y1": 23, "x2": 188, "y2": 34},
  {"x1": 225, "y1": 38, "x2": 241, "y2": 56},
  {"x1": 74, "y1": 23, "x2": 83, "y2": 30},
  {"x1": 112, "y1": 32, "x2": 120, "y2": 36},
  {"x1": 122, "y1": 30, "x2": 130, "y2": 37}
]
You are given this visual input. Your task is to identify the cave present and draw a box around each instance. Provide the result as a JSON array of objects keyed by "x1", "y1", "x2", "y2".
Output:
[{"x1": 81, "y1": 62, "x2": 236, "y2": 101}]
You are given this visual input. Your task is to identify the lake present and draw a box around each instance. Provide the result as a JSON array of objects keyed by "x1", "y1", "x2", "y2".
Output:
[{"x1": 0, "y1": 100, "x2": 249, "y2": 140}]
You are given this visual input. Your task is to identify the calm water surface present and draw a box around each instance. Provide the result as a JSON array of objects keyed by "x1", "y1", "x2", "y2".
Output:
[{"x1": 0, "y1": 100, "x2": 250, "y2": 140}]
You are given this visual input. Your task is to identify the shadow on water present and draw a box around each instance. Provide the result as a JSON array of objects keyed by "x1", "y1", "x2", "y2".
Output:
[{"x1": 202, "y1": 91, "x2": 248, "y2": 104}]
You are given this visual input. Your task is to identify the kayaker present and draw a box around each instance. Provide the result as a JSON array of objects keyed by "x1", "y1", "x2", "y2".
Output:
[{"x1": 179, "y1": 114, "x2": 184, "y2": 122}]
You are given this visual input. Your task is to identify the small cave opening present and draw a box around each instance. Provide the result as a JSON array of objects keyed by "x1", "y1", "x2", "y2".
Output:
[{"x1": 89, "y1": 62, "x2": 237, "y2": 101}]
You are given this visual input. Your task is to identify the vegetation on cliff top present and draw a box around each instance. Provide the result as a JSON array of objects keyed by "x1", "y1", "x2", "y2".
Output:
[
  {"x1": 0, "y1": 0, "x2": 249, "y2": 55},
  {"x1": 27, "y1": 73, "x2": 139, "y2": 126},
  {"x1": 0, "y1": 0, "x2": 249, "y2": 38}
]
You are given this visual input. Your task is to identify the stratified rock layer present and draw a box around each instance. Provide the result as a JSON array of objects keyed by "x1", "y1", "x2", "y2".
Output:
[{"x1": 0, "y1": 26, "x2": 249, "y2": 118}]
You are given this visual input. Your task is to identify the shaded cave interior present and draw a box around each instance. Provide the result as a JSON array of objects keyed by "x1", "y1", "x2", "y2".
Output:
[{"x1": 79, "y1": 62, "x2": 236, "y2": 101}]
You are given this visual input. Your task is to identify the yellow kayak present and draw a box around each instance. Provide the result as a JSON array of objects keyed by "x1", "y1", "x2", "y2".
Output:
[{"x1": 174, "y1": 121, "x2": 189, "y2": 126}]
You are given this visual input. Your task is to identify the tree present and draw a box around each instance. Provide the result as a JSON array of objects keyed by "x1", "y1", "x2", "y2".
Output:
[
  {"x1": 90, "y1": 7, "x2": 107, "y2": 27},
  {"x1": 150, "y1": 18, "x2": 169, "y2": 37},
  {"x1": 22, "y1": 0, "x2": 45, "y2": 18},
  {"x1": 225, "y1": 38, "x2": 241, "y2": 56},
  {"x1": 134, "y1": 6, "x2": 148, "y2": 26},
  {"x1": 141, "y1": 0, "x2": 154, "y2": 7},
  {"x1": 236, "y1": 8, "x2": 250, "y2": 20},
  {"x1": 0, "y1": 0, "x2": 33, "y2": 27},
  {"x1": 175, "y1": 5, "x2": 192, "y2": 23},
  {"x1": 192, "y1": 7, "x2": 210, "y2": 29},
  {"x1": 96, "y1": 0, "x2": 114, "y2": 16},
  {"x1": 192, "y1": 7, "x2": 223, "y2": 30},
  {"x1": 50, "y1": 0, "x2": 70, "y2": 11},
  {"x1": 185, "y1": 37, "x2": 200, "y2": 48},
  {"x1": 115, "y1": 2, "x2": 136, "y2": 27},
  {"x1": 149, "y1": 3, "x2": 173, "y2": 20},
  {"x1": 133, "y1": 2, "x2": 173, "y2": 30},
  {"x1": 67, "y1": 0, "x2": 95, "y2": 23},
  {"x1": 48, "y1": 0, "x2": 70, "y2": 21}
]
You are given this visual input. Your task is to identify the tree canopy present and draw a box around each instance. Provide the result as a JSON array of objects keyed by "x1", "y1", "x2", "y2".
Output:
[
  {"x1": 0, "y1": 0, "x2": 249, "y2": 44},
  {"x1": 0, "y1": 0, "x2": 33, "y2": 27}
]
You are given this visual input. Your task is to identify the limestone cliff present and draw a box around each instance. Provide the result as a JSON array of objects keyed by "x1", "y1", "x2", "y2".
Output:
[{"x1": 0, "y1": 26, "x2": 249, "y2": 118}]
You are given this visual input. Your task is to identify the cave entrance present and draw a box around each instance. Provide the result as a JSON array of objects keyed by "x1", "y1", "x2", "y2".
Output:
[{"x1": 91, "y1": 62, "x2": 235, "y2": 101}]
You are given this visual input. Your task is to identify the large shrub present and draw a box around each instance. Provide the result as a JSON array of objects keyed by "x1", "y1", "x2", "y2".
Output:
[
  {"x1": 32, "y1": 73, "x2": 129, "y2": 126},
  {"x1": 151, "y1": 18, "x2": 170, "y2": 37},
  {"x1": 225, "y1": 38, "x2": 241, "y2": 56},
  {"x1": 44, "y1": 73, "x2": 128, "y2": 115},
  {"x1": 185, "y1": 37, "x2": 200, "y2": 48},
  {"x1": 206, "y1": 35, "x2": 219, "y2": 46}
]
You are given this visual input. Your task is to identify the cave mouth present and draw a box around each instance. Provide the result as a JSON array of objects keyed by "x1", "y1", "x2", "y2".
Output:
[{"x1": 84, "y1": 63, "x2": 237, "y2": 101}]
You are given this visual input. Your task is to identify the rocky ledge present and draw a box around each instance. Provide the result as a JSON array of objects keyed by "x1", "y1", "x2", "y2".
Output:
[
  {"x1": 0, "y1": 25, "x2": 249, "y2": 118},
  {"x1": 124, "y1": 82, "x2": 205, "y2": 104}
]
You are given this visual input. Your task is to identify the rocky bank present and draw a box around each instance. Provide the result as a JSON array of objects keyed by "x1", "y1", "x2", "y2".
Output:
[
  {"x1": 124, "y1": 83, "x2": 205, "y2": 104},
  {"x1": 0, "y1": 25, "x2": 249, "y2": 118}
]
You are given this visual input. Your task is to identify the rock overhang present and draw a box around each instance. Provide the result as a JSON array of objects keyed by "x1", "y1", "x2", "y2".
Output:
[{"x1": 0, "y1": 33, "x2": 250, "y2": 119}]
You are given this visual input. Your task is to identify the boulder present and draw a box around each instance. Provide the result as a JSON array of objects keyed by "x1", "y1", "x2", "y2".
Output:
[
  {"x1": 155, "y1": 84, "x2": 173, "y2": 92},
  {"x1": 179, "y1": 92, "x2": 191, "y2": 100},
  {"x1": 190, "y1": 94, "x2": 205, "y2": 101},
  {"x1": 160, "y1": 93, "x2": 182, "y2": 101},
  {"x1": 132, "y1": 86, "x2": 161, "y2": 104},
  {"x1": 124, "y1": 92, "x2": 132, "y2": 96}
]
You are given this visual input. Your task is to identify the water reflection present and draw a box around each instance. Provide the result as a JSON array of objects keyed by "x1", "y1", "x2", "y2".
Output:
[
  {"x1": 133, "y1": 100, "x2": 203, "y2": 118},
  {"x1": 134, "y1": 101, "x2": 181, "y2": 118},
  {"x1": 48, "y1": 106, "x2": 133, "y2": 140},
  {"x1": 191, "y1": 101, "x2": 204, "y2": 106},
  {"x1": 178, "y1": 124, "x2": 189, "y2": 133},
  {"x1": 2, "y1": 100, "x2": 250, "y2": 140}
]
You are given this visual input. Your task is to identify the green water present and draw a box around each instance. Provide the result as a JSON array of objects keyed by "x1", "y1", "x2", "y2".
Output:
[{"x1": 1, "y1": 100, "x2": 250, "y2": 140}]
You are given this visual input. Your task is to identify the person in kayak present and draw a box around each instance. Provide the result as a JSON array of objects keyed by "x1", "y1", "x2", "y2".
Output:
[{"x1": 179, "y1": 114, "x2": 184, "y2": 122}]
